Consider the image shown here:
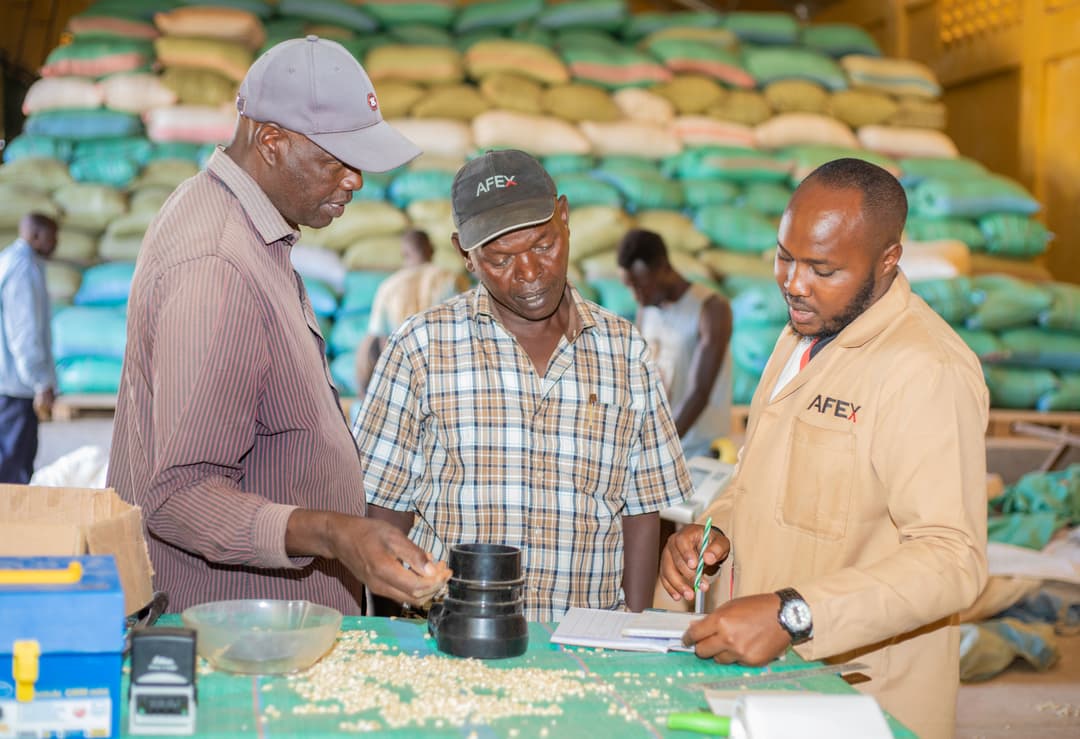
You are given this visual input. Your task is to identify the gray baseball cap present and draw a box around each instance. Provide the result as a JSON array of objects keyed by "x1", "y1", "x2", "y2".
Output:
[
  {"x1": 451, "y1": 149, "x2": 558, "y2": 252},
  {"x1": 236, "y1": 35, "x2": 420, "y2": 173}
]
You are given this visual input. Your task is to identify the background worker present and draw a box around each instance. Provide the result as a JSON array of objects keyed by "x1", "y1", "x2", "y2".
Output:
[
  {"x1": 617, "y1": 228, "x2": 733, "y2": 459},
  {"x1": 108, "y1": 37, "x2": 450, "y2": 615},
  {"x1": 660, "y1": 158, "x2": 988, "y2": 739},
  {"x1": 355, "y1": 229, "x2": 469, "y2": 397},
  {"x1": 0, "y1": 212, "x2": 58, "y2": 482},
  {"x1": 356, "y1": 149, "x2": 693, "y2": 622}
]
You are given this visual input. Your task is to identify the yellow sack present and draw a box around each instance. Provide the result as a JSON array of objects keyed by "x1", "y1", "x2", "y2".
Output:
[
  {"x1": 541, "y1": 83, "x2": 621, "y2": 122},
  {"x1": 365, "y1": 44, "x2": 464, "y2": 85}
]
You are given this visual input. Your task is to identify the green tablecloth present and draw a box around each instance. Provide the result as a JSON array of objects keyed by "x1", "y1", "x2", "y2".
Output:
[{"x1": 122, "y1": 616, "x2": 915, "y2": 738}]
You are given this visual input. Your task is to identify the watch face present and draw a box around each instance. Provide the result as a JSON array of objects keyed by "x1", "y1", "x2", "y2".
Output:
[{"x1": 782, "y1": 599, "x2": 812, "y2": 631}]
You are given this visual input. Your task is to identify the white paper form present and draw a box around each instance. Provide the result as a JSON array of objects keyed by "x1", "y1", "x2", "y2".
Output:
[{"x1": 550, "y1": 608, "x2": 696, "y2": 652}]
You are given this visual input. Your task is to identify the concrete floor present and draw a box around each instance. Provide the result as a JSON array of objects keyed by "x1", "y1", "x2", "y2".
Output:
[{"x1": 33, "y1": 417, "x2": 1080, "y2": 737}]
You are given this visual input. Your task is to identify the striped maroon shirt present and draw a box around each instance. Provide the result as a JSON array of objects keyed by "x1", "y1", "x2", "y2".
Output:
[{"x1": 107, "y1": 149, "x2": 366, "y2": 614}]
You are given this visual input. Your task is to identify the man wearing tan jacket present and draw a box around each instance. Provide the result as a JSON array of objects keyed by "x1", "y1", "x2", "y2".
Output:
[{"x1": 659, "y1": 158, "x2": 988, "y2": 739}]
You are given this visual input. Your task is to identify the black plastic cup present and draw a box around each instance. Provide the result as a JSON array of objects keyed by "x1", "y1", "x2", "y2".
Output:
[{"x1": 427, "y1": 543, "x2": 529, "y2": 659}]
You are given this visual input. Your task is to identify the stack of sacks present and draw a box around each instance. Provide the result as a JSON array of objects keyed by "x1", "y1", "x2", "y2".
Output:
[
  {"x1": 907, "y1": 275, "x2": 1080, "y2": 410},
  {"x1": 900, "y1": 158, "x2": 1052, "y2": 278},
  {"x1": 52, "y1": 261, "x2": 135, "y2": 394},
  {"x1": 149, "y1": 5, "x2": 262, "y2": 146},
  {"x1": 725, "y1": 275, "x2": 788, "y2": 403}
]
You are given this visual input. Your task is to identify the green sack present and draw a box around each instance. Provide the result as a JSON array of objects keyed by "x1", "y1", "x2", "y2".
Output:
[
  {"x1": 1038, "y1": 373, "x2": 1080, "y2": 412},
  {"x1": 645, "y1": 39, "x2": 755, "y2": 89},
  {"x1": 593, "y1": 170, "x2": 683, "y2": 212},
  {"x1": 723, "y1": 11, "x2": 799, "y2": 45},
  {"x1": 905, "y1": 217, "x2": 986, "y2": 249},
  {"x1": 329, "y1": 311, "x2": 370, "y2": 355},
  {"x1": 2, "y1": 135, "x2": 74, "y2": 164},
  {"x1": 303, "y1": 277, "x2": 340, "y2": 318},
  {"x1": 667, "y1": 147, "x2": 792, "y2": 184},
  {"x1": 783, "y1": 145, "x2": 899, "y2": 184},
  {"x1": 742, "y1": 46, "x2": 848, "y2": 91},
  {"x1": 52, "y1": 306, "x2": 128, "y2": 360},
  {"x1": 682, "y1": 179, "x2": 742, "y2": 209},
  {"x1": 731, "y1": 322, "x2": 785, "y2": 374},
  {"x1": 620, "y1": 11, "x2": 721, "y2": 41},
  {"x1": 535, "y1": 0, "x2": 626, "y2": 31},
  {"x1": 695, "y1": 205, "x2": 776, "y2": 253},
  {"x1": 339, "y1": 271, "x2": 392, "y2": 315},
  {"x1": 739, "y1": 181, "x2": 792, "y2": 217},
  {"x1": 732, "y1": 363, "x2": 762, "y2": 405},
  {"x1": 365, "y1": 2, "x2": 456, "y2": 28},
  {"x1": 997, "y1": 328, "x2": 1080, "y2": 372},
  {"x1": 898, "y1": 156, "x2": 987, "y2": 186},
  {"x1": 909, "y1": 277, "x2": 974, "y2": 324},
  {"x1": 56, "y1": 356, "x2": 124, "y2": 394},
  {"x1": 330, "y1": 351, "x2": 358, "y2": 396},
  {"x1": 178, "y1": 0, "x2": 271, "y2": 18},
  {"x1": 983, "y1": 366, "x2": 1058, "y2": 409},
  {"x1": 1038, "y1": 282, "x2": 1080, "y2": 333},
  {"x1": 150, "y1": 141, "x2": 205, "y2": 163},
  {"x1": 69, "y1": 155, "x2": 140, "y2": 188},
  {"x1": 73, "y1": 262, "x2": 136, "y2": 307},
  {"x1": 967, "y1": 275, "x2": 1052, "y2": 331},
  {"x1": 986, "y1": 513, "x2": 1060, "y2": 551},
  {"x1": 542, "y1": 154, "x2": 596, "y2": 175},
  {"x1": 800, "y1": 23, "x2": 881, "y2": 57},
  {"x1": 277, "y1": 0, "x2": 377, "y2": 32},
  {"x1": 73, "y1": 136, "x2": 153, "y2": 166},
  {"x1": 553, "y1": 173, "x2": 623, "y2": 208},
  {"x1": 978, "y1": 213, "x2": 1052, "y2": 257},
  {"x1": 354, "y1": 171, "x2": 393, "y2": 202},
  {"x1": 586, "y1": 277, "x2": 637, "y2": 320},
  {"x1": 455, "y1": 0, "x2": 543, "y2": 32},
  {"x1": 992, "y1": 464, "x2": 1080, "y2": 526},
  {"x1": 730, "y1": 282, "x2": 787, "y2": 325},
  {"x1": 912, "y1": 175, "x2": 1041, "y2": 218},
  {"x1": 951, "y1": 327, "x2": 1001, "y2": 358},
  {"x1": 558, "y1": 45, "x2": 671, "y2": 89},
  {"x1": 387, "y1": 24, "x2": 455, "y2": 45},
  {"x1": 24, "y1": 109, "x2": 143, "y2": 140},
  {"x1": 388, "y1": 170, "x2": 456, "y2": 208}
]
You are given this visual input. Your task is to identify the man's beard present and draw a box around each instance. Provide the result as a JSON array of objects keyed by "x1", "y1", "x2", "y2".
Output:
[{"x1": 789, "y1": 272, "x2": 877, "y2": 338}]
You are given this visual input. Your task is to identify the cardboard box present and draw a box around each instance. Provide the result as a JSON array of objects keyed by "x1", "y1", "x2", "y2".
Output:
[{"x1": 0, "y1": 486, "x2": 154, "y2": 616}]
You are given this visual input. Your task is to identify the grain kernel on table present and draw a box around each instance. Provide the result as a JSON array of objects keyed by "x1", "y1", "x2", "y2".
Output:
[{"x1": 282, "y1": 630, "x2": 609, "y2": 729}]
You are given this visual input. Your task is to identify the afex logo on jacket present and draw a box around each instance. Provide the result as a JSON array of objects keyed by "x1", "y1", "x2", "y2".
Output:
[{"x1": 807, "y1": 394, "x2": 861, "y2": 423}]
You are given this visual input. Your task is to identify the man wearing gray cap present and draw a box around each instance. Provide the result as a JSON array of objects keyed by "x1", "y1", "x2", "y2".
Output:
[
  {"x1": 108, "y1": 36, "x2": 450, "y2": 615},
  {"x1": 355, "y1": 149, "x2": 694, "y2": 622}
]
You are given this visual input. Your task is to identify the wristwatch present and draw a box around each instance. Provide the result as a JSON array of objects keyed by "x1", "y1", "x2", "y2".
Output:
[{"x1": 775, "y1": 588, "x2": 813, "y2": 645}]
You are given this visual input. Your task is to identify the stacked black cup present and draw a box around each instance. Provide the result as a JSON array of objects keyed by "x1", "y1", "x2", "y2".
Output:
[{"x1": 427, "y1": 543, "x2": 529, "y2": 659}]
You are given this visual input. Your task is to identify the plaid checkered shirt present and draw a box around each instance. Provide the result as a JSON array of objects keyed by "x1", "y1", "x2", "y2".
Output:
[{"x1": 354, "y1": 284, "x2": 693, "y2": 622}]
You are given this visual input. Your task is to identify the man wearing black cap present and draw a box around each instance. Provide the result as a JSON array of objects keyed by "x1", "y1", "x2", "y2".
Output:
[
  {"x1": 108, "y1": 36, "x2": 450, "y2": 615},
  {"x1": 355, "y1": 149, "x2": 694, "y2": 622}
]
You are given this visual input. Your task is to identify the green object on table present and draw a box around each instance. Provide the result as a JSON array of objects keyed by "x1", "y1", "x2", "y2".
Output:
[
  {"x1": 694, "y1": 516, "x2": 712, "y2": 594},
  {"x1": 667, "y1": 711, "x2": 731, "y2": 735},
  {"x1": 134, "y1": 615, "x2": 916, "y2": 738}
]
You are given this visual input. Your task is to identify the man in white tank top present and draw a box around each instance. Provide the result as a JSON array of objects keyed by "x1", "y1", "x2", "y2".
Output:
[{"x1": 617, "y1": 229, "x2": 733, "y2": 459}]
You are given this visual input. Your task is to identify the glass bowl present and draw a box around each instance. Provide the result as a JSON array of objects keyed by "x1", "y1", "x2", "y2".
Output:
[{"x1": 180, "y1": 599, "x2": 343, "y2": 674}]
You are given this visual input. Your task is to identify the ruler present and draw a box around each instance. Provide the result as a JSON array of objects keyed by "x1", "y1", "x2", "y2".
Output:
[{"x1": 685, "y1": 661, "x2": 869, "y2": 691}]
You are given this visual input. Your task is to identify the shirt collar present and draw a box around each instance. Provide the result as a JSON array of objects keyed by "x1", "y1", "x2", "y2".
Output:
[
  {"x1": 472, "y1": 282, "x2": 596, "y2": 342},
  {"x1": 12, "y1": 238, "x2": 40, "y2": 262},
  {"x1": 205, "y1": 147, "x2": 298, "y2": 247}
]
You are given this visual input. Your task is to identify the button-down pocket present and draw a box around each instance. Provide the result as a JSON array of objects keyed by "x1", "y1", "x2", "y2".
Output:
[
  {"x1": 573, "y1": 402, "x2": 641, "y2": 503},
  {"x1": 777, "y1": 416, "x2": 855, "y2": 540}
]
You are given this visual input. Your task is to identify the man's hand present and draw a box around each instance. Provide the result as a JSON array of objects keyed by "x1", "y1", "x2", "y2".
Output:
[
  {"x1": 288, "y1": 510, "x2": 451, "y2": 606},
  {"x1": 34, "y1": 387, "x2": 55, "y2": 420},
  {"x1": 683, "y1": 593, "x2": 791, "y2": 666},
  {"x1": 658, "y1": 523, "x2": 730, "y2": 602}
]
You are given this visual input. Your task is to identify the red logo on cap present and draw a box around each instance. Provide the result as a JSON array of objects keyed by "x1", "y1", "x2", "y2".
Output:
[{"x1": 367, "y1": 93, "x2": 378, "y2": 111}]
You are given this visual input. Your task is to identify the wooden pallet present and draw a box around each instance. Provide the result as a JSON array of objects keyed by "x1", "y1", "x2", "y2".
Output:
[{"x1": 51, "y1": 393, "x2": 119, "y2": 421}]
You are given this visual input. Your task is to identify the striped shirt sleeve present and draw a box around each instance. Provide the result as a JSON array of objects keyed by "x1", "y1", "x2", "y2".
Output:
[{"x1": 140, "y1": 256, "x2": 304, "y2": 570}]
